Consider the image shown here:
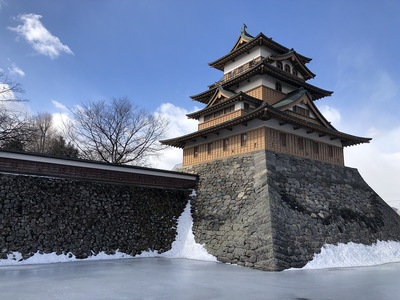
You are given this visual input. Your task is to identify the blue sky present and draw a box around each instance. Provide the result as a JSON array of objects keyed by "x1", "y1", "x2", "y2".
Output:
[{"x1": 0, "y1": 0, "x2": 399, "y2": 207}]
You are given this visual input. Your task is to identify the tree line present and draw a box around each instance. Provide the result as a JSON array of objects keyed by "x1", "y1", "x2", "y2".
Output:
[{"x1": 0, "y1": 73, "x2": 168, "y2": 166}]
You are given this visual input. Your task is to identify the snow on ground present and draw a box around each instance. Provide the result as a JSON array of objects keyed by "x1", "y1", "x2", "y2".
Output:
[
  {"x1": 1, "y1": 197, "x2": 399, "y2": 269},
  {"x1": 159, "y1": 201, "x2": 217, "y2": 261},
  {"x1": 0, "y1": 200, "x2": 216, "y2": 267},
  {"x1": 299, "y1": 241, "x2": 400, "y2": 270}
]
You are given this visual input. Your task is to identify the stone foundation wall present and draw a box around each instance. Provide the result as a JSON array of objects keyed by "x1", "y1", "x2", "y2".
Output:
[
  {"x1": 183, "y1": 150, "x2": 400, "y2": 271},
  {"x1": 0, "y1": 173, "x2": 189, "y2": 260}
]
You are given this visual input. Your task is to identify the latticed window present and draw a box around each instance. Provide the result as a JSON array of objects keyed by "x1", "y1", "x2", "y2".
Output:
[
  {"x1": 280, "y1": 133, "x2": 287, "y2": 147},
  {"x1": 313, "y1": 141, "x2": 319, "y2": 154},
  {"x1": 241, "y1": 133, "x2": 248, "y2": 147},
  {"x1": 223, "y1": 139, "x2": 229, "y2": 151},
  {"x1": 328, "y1": 145, "x2": 334, "y2": 157},
  {"x1": 293, "y1": 105, "x2": 310, "y2": 117},
  {"x1": 224, "y1": 105, "x2": 234, "y2": 114},
  {"x1": 194, "y1": 146, "x2": 199, "y2": 157},
  {"x1": 293, "y1": 68, "x2": 298, "y2": 76},
  {"x1": 276, "y1": 61, "x2": 283, "y2": 70},
  {"x1": 207, "y1": 143, "x2": 212, "y2": 155},
  {"x1": 284, "y1": 64, "x2": 291, "y2": 73},
  {"x1": 275, "y1": 82, "x2": 282, "y2": 92},
  {"x1": 298, "y1": 137, "x2": 304, "y2": 150}
]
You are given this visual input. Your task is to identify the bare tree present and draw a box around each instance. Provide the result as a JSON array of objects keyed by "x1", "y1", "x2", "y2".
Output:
[
  {"x1": 0, "y1": 106, "x2": 34, "y2": 150},
  {"x1": 0, "y1": 72, "x2": 25, "y2": 102},
  {"x1": 28, "y1": 112, "x2": 56, "y2": 153},
  {"x1": 67, "y1": 97, "x2": 168, "y2": 165}
]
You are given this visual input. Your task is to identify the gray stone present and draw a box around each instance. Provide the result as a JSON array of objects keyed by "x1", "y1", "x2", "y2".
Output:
[
  {"x1": 0, "y1": 173, "x2": 188, "y2": 261},
  {"x1": 182, "y1": 150, "x2": 400, "y2": 271}
]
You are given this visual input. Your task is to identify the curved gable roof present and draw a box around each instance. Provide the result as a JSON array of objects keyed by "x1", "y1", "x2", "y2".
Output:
[
  {"x1": 273, "y1": 88, "x2": 335, "y2": 130},
  {"x1": 209, "y1": 33, "x2": 312, "y2": 71},
  {"x1": 269, "y1": 51, "x2": 316, "y2": 80},
  {"x1": 187, "y1": 92, "x2": 263, "y2": 120}
]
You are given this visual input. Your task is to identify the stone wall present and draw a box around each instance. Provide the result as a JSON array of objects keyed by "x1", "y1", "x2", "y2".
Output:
[
  {"x1": 183, "y1": 150, "x2": 400, "y2": 271},
  {"x1": 0, "y1": 173, "x2": 189, "y2": 260}
]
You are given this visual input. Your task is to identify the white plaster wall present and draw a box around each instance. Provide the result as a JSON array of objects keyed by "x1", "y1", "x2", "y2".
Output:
[
  {"x1": 224, "y1": 47, "x2": 273, "y2": 74},
  {"x1": 231, "y1": 75, "x2": 296, "y2": 95}
]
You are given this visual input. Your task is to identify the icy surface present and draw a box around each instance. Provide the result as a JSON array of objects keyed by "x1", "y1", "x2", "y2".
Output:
[{"x1": 1, "y1": 258, "x2": 400, "y2": 300}]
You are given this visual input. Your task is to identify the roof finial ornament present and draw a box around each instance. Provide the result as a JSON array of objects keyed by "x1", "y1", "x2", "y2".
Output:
[{"x1": 241, "y1": 23, "x2": 248, "y2": 35}]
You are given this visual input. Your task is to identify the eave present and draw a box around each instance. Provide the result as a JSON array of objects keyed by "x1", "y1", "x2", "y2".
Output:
[
  {"x1": 268, "y1": 51, "x2": 316, "y2": 80},
  {"x1": 209, "y1": 33, "x2": 312, "y2": 71},
  {"x1": 266, "y1": 105, "x2": 371, "y2": 147},
  {"x1": 160, "y1": 103, "x2": 371, "y2": 148},
  {"x1": 187, "y1": 92, "x2": 263, "y2": 120},
  {"x1": 191, "y1": 59, "x2": 333, "y2": 104}
]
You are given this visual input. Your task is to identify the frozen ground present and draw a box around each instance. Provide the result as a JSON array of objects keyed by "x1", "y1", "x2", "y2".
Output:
[
  {"x1": 1, "y1": 258, "x2": 400, "y2": 300},
  {"x1": 1, "y1": 201, "x2": 400, "y2": 299}
]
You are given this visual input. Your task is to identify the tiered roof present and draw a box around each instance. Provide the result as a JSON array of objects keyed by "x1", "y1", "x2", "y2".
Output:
[
  {"x1": 160, "y1": 27, "x2": 371, "y2": 149},
  {"x1": 161, "y1": 89, "x2": 371, "y2": 148},
  {"x1": 191, "y1": 58, "x2": 333, "y2": 103}
]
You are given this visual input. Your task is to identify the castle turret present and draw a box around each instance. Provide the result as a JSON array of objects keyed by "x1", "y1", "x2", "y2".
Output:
[{"x1": 161, "y1": 26, "x2": 370, "y2": 167}]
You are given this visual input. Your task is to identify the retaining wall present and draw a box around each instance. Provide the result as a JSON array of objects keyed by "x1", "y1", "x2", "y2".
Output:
[{"x1": 183, "y1": 150, "x2": 400, "y2": 271}]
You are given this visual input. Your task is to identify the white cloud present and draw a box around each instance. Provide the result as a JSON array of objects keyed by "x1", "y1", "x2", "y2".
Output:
[
  {"x1": 345, "y1": 126, "x2": 400, "y2": 208},
  {"x1": 52, "y1": 99, "x2": 68, "y2": 111},
  {"x1": 9, "y1": 13, "x2": 74, "y2": 59},
  {"x1": 51, "y1": 112, "x2": 70, "y2": 134},
  {"x1": 8, "y1": 63, "x2": 25, "y2": 77},
  {"x1": 150, "y1": 103, "x2": 197, "y2": 170},
  {"x1": 0, "y1": 83, "x2": 14, "y2": 102},
  {"x1": 319, "y1": 104, "x2": 341, "y2": 127}
]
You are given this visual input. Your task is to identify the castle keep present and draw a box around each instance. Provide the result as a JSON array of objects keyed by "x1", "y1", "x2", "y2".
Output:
[
  {"x1": 161, "y1": 25, "x2": 370, "y2": 166},
  {"x1": 161, "y1": 26, "x2": 400, "y2": 271}
]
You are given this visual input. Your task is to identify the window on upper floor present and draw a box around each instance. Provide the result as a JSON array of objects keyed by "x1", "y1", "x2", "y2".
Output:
[
  {"x1": 328, "y1": 145, "x2": 334, "y2": 157},
  {"x1": 244, "y1": 103, "x2": 250, "y2": 111},
  {"x1": 275, "y1": 82, "x2": 282, "y2": 92},
  {"x1": 224, "y1": 105, "x2": 234, "y2": 114},
  {"x1": 293, "y1": 68, "x2": 298, "y2": 76},
  {"x1": 297, "y1": 137, "x2": 304, "y2": 150},
  {"x1": 204, "y1": 105, "x2": 235, "y2": 123},
  {"x1": 207, "y1": 143, "x2": 212, "y2": 155},
  {"x1": 284, "y1": 64, "x2": 291, "y2": 73},
  {"x1": 276, "y1": 61, "x2": 283, "y2": 70},
  {"x1": 280, "y1": 133, "x2": 287, "y2": 147},
  {"x1": 241, "y1": 133, "x2": 248, "y2": 147},
  {"x1": 194, "y1": 146, "x2": 199, "y2": 157},
  {"x1": 293, "y1": 105, "x2": 310, "y2": 117},
  {"x1": 313, "y1": 141, "x2": 319, "y2": 154},
  {"x1": 223, "y1": 139, "x2": 229, "y2": 151}
]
